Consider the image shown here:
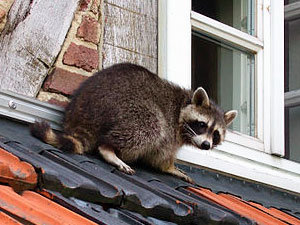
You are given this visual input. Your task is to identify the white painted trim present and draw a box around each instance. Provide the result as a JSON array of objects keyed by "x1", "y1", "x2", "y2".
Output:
[
  {"x1": 262, "y1": 0, "x2": 272, "y2": 154},
  {"x1": 269, "y1": 0, "x2": 285, "y2": 156},
  {"x1": 177, "y1": 145, "x2": 300, "y2": 194},
  {"x1": 226, "y1": 130, "x2": 264, "y2": 151},
  {"x1": 158, "y1": 0, "x2": 167, "y2": 79},
  {"x1": 158, "y1": 0, "x2": 191, "y2": 88},
  {"x1": 256, "y1": 0, "x2": 265, "y2": 142},
  {"x1": 256, "y1": 50, "x2": 265, "y2": 142},
  {"x1": 191, "y1": 11, "x2": 263, "y2": 53}
]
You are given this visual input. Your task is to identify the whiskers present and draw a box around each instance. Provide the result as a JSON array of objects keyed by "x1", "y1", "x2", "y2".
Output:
[
  {"x1": 182, "y1": 120, "x2": 197, "y2": 140},
  {"x1": 182, "y1": 120, "x2": 196, "y2": 135},
  {"x1": 182, "y1": 120, "x2": 202, "y2": 147}
]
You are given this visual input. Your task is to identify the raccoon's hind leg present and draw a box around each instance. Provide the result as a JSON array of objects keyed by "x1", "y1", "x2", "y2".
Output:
[{"x1": 98, "y1": 146, "x2": 135, "y2": 175}]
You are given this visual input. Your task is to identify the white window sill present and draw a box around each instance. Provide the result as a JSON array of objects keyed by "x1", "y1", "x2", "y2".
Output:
[{"x1": 176, "y1": 143, "x2": 300, "y2": 194}]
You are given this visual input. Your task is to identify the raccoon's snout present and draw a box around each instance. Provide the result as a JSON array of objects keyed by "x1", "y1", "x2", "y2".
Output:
[
  {"x1": 192, "y1": 137, "x2": 212, "y2": 150},
  {"x1": 200, "y1": 141, "x2": 210, "y2": 150}
]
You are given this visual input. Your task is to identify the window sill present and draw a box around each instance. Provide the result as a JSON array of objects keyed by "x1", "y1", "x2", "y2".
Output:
[{"x1": 176, "y1": 143, "x2": 300, "y2": 194}]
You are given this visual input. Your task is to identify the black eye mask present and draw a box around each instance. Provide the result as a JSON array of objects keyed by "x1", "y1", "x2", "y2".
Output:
[
  {"x1": 188, "y1": 121, "x2": 208, "y2": 135},
  {"x1": 213, "y1": 130, "x2": 220, "y2": 145}
]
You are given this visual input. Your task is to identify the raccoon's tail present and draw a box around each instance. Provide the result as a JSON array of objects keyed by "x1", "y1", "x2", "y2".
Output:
[{"x1": 30, "y1": 121, "x2": 84, "y2": 154}]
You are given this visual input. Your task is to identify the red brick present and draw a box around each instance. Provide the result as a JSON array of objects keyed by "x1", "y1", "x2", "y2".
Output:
[
  {"x1": 77, "y1": 16, "x2": 100, "y2": 44},
  {"x1": 44, "y1": 67, "x2": 88, "y2": 96},
  {"x1": 47, "y1": 98, "x2": 69, "y2": 108},
  {"x1": 63, "y1": 43, "x2": 99, "y2": 72},
  {"x1": 79, "y1": 0, "x2": 91, "y2": 11}
]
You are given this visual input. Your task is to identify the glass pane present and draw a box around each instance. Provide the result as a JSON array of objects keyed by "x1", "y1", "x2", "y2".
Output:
[
  {"x1": 284, "y1": 15, "x2": 300, "y2": 162},
  {"x1": 286, "y1": 19, "x2": 300, "y2": 91},
  {"x1": 192, "y1": 0, "x2": 255, "y2": 35},
  {"x1": 192, "y1": 32, "x2": 255, "y2": 136},
  {"x1": 285, "y1": 0, "x2": 300, "y2": 5},
  {"x1": 288, "y1": 106, "x2": 300, "y2": 163}
]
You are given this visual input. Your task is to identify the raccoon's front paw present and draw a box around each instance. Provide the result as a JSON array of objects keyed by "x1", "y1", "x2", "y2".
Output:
[
  {"x1": 182, "y1": 175, "x2": 195, "y2": 184},
  {"x1": 165, "y1": 166, "x2": 195, "y2": 184},
  {"x1": 118, "y1": 163, "x2": 135, "y2": 175}
]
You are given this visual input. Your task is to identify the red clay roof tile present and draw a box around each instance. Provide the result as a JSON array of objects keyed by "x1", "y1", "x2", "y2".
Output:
[
  {"x1": 249, "y1": 202, "x2": 300, "y2": 225},
  {"x1": 0, "y1": 211, "x2": 23, "y2": 225},
  {"x1": 187, "y1": 187, "x2": 300, "y2": 225},
  {"x1": 0, "y1": 185, "x2": 97, "y2": 225},
  {"x1": 0, "y1": 147, "x2": 37, "y2": 191}
]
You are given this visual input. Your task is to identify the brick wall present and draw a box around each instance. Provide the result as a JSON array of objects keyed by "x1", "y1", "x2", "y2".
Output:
[
  {"x1": 37, "y1": 0, "x2": 102, "y2": 107},
  {"x1": 37, "y1": 0, "x2": 157, "y2": 107}
]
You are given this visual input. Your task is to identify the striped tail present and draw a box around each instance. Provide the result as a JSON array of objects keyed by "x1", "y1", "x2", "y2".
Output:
[{"x1": 30, "y1": 121, "x2": 84, "y2": 154}]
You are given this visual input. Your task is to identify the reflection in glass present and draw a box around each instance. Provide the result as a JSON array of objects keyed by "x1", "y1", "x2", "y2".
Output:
[
  {"x1": 288, "y1": 106, "x2": 300, "y2": 163},
  {"x1": 192, "y1": 0, "x2": 255, "y2": 35},
  {"x1": 192, "y1": 32, "x2": 255, "y2": 136}
]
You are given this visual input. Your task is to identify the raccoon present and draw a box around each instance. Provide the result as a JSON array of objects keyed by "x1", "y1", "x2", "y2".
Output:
[{"x1": 31, "y1": 63, "x2": 237, "y2": 183}]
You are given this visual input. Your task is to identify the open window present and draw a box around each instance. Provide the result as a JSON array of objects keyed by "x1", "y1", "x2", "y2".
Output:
[
  {"x1": 285, "y1": 0, "x2": 300, "y2": 164},
  {"x1": 159, "y1": 0, "x2": 300, "y2": 193}
]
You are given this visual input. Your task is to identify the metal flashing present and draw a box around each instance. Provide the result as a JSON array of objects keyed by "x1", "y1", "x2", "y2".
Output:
[{"x1": 0, "y1": 90, "x2": 63, "y2": 130}]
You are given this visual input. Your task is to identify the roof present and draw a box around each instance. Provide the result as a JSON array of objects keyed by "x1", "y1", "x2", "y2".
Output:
[{"x1": 0, "y1": 115, "x2": 299, "y2": 225}]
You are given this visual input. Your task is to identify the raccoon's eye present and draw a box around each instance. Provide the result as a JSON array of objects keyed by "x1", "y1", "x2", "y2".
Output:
[
  {"x1": 199, "y1": 122, "x2": 206, "y2": 128},
  {"x1": 188, "y1": 121, "x2": 207, "y2": 135},
  {"x1": 213, "y1": 130, "x2": 220, "y2": 145}
]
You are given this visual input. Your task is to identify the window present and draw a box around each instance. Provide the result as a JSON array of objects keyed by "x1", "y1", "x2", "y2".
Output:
[
  {"x1": 159, "y1": 0, "x2": 278, "y2": 151},
  {"x1": 192, "y1": 0, "x2": 255, "y2": 35},
  {"x1": 191, "y1": 1, "x2": 256, "y2": 137},
  {"x1": 192, "y1": 32, "x2": 255, "y2": 137},
  {"x1": 285, "y1": 0, "x2": 300, "y2": 163},
  {"x1": 159, "y1": 1, "x2": 300, "y2": 193}
]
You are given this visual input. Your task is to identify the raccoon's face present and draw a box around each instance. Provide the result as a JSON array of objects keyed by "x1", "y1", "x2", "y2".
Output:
[{"x1": 179, "y1": 87, "x2": 237, "y2": 150}]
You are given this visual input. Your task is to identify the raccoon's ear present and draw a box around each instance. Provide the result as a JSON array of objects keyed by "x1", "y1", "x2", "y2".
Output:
[
  {"x1": 192, "y1": 87, "x2": 210, "y2": 107},
  {"x1": 224, "y1": 110, "x2": 238, "y2": 126}
]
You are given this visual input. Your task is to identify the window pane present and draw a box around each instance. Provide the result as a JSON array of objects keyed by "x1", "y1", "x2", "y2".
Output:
[
  {"x1": 284, "y1": 15, "x2": 300, "y2": 162},
  {"x1": 286, "y1": 19, "x2": 300, "y2": 91},
  {"x1": 192, "y1": 0, "x2": 255, "y2": 35},
  {"x1": 285, "y1": 0, "x2": 300, "y2": 5},
  {"x1": 192, "y1": 32, "x2": 255, "y2": 136},
  {"x1": 287, "y1": 106, "x2": 300, "y2": 163}
]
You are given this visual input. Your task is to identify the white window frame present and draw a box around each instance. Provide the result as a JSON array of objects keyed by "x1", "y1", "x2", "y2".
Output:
[{"x1": 159, "y1": 0, "x2": 300, "y2": 194}]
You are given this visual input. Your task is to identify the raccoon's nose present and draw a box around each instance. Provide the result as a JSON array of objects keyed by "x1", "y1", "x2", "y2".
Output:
[{"x1": 200, "y1": 141, "x2": 211, "y2": 150}]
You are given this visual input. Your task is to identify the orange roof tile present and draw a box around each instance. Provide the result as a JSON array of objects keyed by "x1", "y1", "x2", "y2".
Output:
[
  {"x1": 0, "y1": 147, "x2": 37, "y2": 191},
  {"x1": 0, "y1": 211, "x2": 22, "y2": 225},
  {"x1": 187, "y1": 187, "x2": 300, "y2": 225},
  {"x1": 249, "y1": 202, "x2": 300, "y2": 225},
  {"x1": 0, "y1": 185, "x2": 97, "y2": 225}
]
